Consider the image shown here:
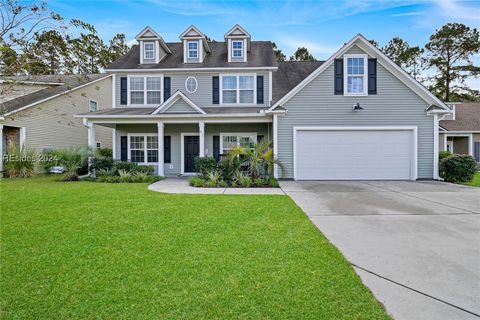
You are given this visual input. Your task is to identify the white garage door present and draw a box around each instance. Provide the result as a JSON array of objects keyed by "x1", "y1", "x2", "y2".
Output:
[{"x1": 295, "y1": 128, "x2": 415, "y2": 180}]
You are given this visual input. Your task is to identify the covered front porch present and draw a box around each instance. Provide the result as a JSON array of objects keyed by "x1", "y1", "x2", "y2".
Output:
[{"x1": 87, "y1": 120, "x2": 272, "y2": 177}]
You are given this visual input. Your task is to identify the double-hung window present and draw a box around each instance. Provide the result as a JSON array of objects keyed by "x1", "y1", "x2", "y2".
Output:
[
  {"x1": 187, "y1": 41, "x2": 198, "y2": 59},
  {"x1": 143, "y1": 42, "x2": 155, "y2": 60},
  {"x1": 221, "y1": 75, "x2": 255, "y2": 104},
  {"x1": 232, "y1": 40, "x2": 243, "y2": 58},
  {"x1": 220, "y1": 133, "x2": 257, "y2": 154},
  {"x1": 88, "y1": 100, "x2": 97, "y2": 112},
  {"x1": 129, "y1": 76, "x2": 162, "y2": 105},
  {"x1": 129, "y1": 135, "x2": 158, "y2": 164},
  {"x1": 344, "y1": 54, "x2": 367, "y2": 95}
]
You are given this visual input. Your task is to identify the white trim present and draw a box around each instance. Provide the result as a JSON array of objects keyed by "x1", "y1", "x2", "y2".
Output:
[
  {"x1": 111, "y1": 74, "x2": 116, "y2": 108},
  {"x1": 433, "y1": 114, "x2": 439, "y2": 179},
  {"x1": 135, "y1": 26, "x2": 171, "y2": 54},
  {"x1": 107, "y1": 67, "x2": 277, "y2": 72},
  {"x1": 2, "y1": 75, "x2": 112, "y2": 117},
  {"x1": 179, "y1": 25, "x2": 206, "y2": 39},
  {"x1": 268, "y1": 71, "x2": 272, "y2": 106},
  {"x1": 85, "y1": 118, "x2": 272, "y2": 125},
  {"x1": 19, "y1": 127, "x2": 26, "y2": 147},
  {"x1": 180, "y1": 132, "x2": 200, "y2": 174},
  {"x1": 127, "y1": 74, "x2": 164, "y2": 107},
  {"x1": 0, "y1": 124, "x2": 3, "y2": 173},
  {"x1": 157, "y1": 122, "x2": 164, "y2": 176},
  {"x1": 155, "y1": 41, "x2": 160, "y2": 64},
  {"x1": 231, "y1": 39, "x2": 245, "y2": 61},
  {"x1": 343, "y1": 53, "x2": 368, "y2": 96},
  {"x1": 292, "y1": 126, "x2": 418, "y2": 181},
  {"x1": 219, "y1": 73, "x2": 257, "y2": 105},
  {"x1": 224, "y1": 24, "x2": 251, "y2": 38},
  {"x1": 87, "y1": 123, "x2": 96, "y2": 149},
  {"x1": 127, "y1": 133, "x2": 159, "y2": 165},
  {"x1": 143, "y1": 41, "x2": 155, "y2": 60},
  {"x1": 152, "y1": 91, "x2": 206, "y2": 114},
  {"x1": 199, "y1": 122, "x2": 205, "y2": 157},
  {"x1": 227, "y1": 39, "x2": 232, "y2": 63},
  {"x1": 88, "y1": 99, "x2": 98, "y2": 112},
  {"x1": 273, "y1": 114, "x2": 278, "y2": 178},
  {"x1": 112, "y1": 126, "x2": 117, "y2": 160},
  {"x1": 219, "y1": 132, "x2": 257, "y2": 154},
  {"x1": 185, "y1": 76, "x2": 198, "y2": 93},
  {"x1": 443, "y1": 133, "x2": 474, "y2": 156},
  {"x1": 268, "y1": 34, "x2": 449, "y2": 112},
  {"x1": 187, "y1": 40, "x2": 199, "y2": 59}
]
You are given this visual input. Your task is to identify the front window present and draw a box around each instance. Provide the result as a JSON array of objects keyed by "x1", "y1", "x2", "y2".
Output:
[
  {"x1": 232, "y1": 40, "x2": 243, "y2": 58},
  {"x1": 143, "y1": 42, "x2": 155, "y2": 60},
  {"x1": 129, "y1": 76, "x2": 162, "y2": 105},
  {"x1": 344, "y1": 55, "x2": 367, "y2": 95},
  {"x1": 88, "y1": 100, "x2": 97, "y2": 112},
  {"x1": 187, "y1": 41, "x2": 198, "y2": 59},
  {"x1": 221, "y1": 75, "x2": 255, "y2": 104},
  {"x1": 129, "y1": 135, "x2": 158, "y2": 163},
  {"x1": 221, "y1": 133, "x2": 256, "y2": 154}
]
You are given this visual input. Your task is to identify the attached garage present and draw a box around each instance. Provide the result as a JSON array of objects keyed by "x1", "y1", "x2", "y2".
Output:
[{"x1": 293, "y1": 127, "x2": 417, "y2": 180}]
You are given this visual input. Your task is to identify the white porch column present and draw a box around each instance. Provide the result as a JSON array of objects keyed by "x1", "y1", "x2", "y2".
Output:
[
  {"x1": 273, "y1": 114, "x2": 279, "y2": 179},
  {"x1": 87, "y1": 122, "x2": 96, "y2": 150},
  {"x1": 19, "y1": 127, "x2": 26, "y2": 148},
  {"x1": 157, "y1": 122, "x2": 164, "y2": 176},
  {"x1": 111, "y1": 126, "x2": 117, "y2": 160},
  {"x1": 468, "y1": 134, "x2": 474, "y2": 156},
  {"x1": 0, "y1": 124, "x2": 3, "y2": 173},
  {"x1": 433, "y1": 114, "x2": 439, "y2": 180},
  {"x1": 199, "y1": 121, "x2": 205, "y2": 157}
]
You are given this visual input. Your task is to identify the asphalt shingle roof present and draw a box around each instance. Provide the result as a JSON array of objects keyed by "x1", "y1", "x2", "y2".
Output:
[
  {"x1": 106, "y1": 41, "x2": 277, "y2": 70},
  {"x1": 440, "y1": 102, "x2": 480, "y2": 131},
  {"x1": 1, "y1": 74, "x2": 108, "y2": 116}
]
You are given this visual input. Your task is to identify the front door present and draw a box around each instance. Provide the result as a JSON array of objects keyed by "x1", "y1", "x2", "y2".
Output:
[{"x1": 184, "y1": 136, "x2": 199, "y2": 173}]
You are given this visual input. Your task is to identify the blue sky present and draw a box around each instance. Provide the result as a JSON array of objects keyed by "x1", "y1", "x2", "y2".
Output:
[{"x1": 50, "y1": 0, "x2": 479, "y2": 86}]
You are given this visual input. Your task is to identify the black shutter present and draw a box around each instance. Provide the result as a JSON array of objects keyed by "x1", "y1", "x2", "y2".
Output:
[
  {"x1": 213, "y1": 136, "x2": 220, "y2": 162},
  {"x1": 257, "y1": 75, "x2": 264, "y2": 104},
  {"x1": 120, "y1": 77, "x2": 127, "y2": 105},
  {"x1": 334, "y1": 59, "x2": 343, "y2": 95},
  {"x1": 212, "y1": 76, "x2": 219, "y2": 104},
  {"x1": 368, "y1": 58, "x2": 377, "y2": 94},
  {"x1": 474, "y1": 142, "x2": 480, "y2": 162},
  {"x1": 164, "y1": 77, "x2": 171, "y2": 101},
  {"x1": 164, "y1": 136, "x2": 171, "y2": 163},
  {"x1": 120, "y1": 136, "x2": 128, "y2": 161},
  {"x1": 257, "y1": 135, "x2": 264, "y2": 143}
]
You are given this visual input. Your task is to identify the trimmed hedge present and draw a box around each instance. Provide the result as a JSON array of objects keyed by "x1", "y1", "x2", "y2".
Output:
[{"x1": 440, "y1": 154, "x2": 477, "y2": 183}]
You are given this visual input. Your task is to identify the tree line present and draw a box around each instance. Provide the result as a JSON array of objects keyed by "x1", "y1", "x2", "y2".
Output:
[
  {"x1": 1, "y1": 0, "x2": 130, "y2": 76},
  {"x1": 274, "y1": 23, "x2": 480, "y2": 102}
]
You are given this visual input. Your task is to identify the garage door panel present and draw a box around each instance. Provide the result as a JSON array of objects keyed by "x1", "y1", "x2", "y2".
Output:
[{"x1": 295, "y1": 129, "x2": 413, "y2": 180}]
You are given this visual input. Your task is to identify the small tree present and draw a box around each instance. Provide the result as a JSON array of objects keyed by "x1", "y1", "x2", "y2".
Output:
[
  {"x1": 272, "y1": 42, "x2": 286, "y2": 61},
  {"x1": 289, "y1": 47, "x2": 316, "y2": 61}
]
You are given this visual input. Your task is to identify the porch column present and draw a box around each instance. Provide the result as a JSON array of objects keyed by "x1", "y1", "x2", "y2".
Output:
[
  {"x1": 87, "y1": 122, "x2": 96, "y2": 150},
  {"x1": 273, "y1": 114, "x2": 279, "y2": 179},
  {"x1": 199, "y1": 121, "x2": 205, "y2": 157},
  {"x1": 0, "y1": 124, "x2": 3, "y2": 173},
  {"x1": 19, "y1": 127, "x2": 26, "y2": 148},
  {"x1": 468, "y1": 134, "x2": 474, "y2": 156},
  {"x1": 111, "y1": 126, "x2": 116, "y2": 160},
  {"x1": 157, "y1": 122, "x2": 164, "y2": 176}
]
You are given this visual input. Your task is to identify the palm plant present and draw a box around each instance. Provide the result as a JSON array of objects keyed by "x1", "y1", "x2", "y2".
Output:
[{"x1": 57, "y1": 146, "x2": 93, "y2": 181}]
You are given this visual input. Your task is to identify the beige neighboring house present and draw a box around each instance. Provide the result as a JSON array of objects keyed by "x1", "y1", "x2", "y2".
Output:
[
  {"x1": 0, "y1": 74, "x2": 113, "y2": 171},
  {"x1": 439, "y1": 102, "x2": 480, "y2": 163}
]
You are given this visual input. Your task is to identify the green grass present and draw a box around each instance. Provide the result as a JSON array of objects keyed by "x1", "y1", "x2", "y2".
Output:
[
  {"x1": 0, "y1": 176, "x2": 388, "y2": 319},
  {"x1": 464, "y1": 172, "x2": 480, "y2": 187}
]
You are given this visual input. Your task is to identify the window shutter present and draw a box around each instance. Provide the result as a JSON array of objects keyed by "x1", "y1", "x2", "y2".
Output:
[
  {"x1": 257, "y1": 135, "x2": 264, "y2": 143},
  {"x1": 257, "y1": 75, "x2": 264, "y2": 104},
  {"x1": 164, "y1": 77, "x2": 171, "y2": 101},
  {"x1": 213, "y1": 136, "x2": 220, "y2": 162},
  {"x1": 164, "y1": 136, "x2": 171, "y2": 163},
  {"x1": 474, "y1": 142, "x2": 480, "y2": 162},
  {"x1": 368, "y1": 58, "x2": 377, "y2": 95},
  {"x1": 212, "y1": 76, "x2": 219, "y2": 104},
  {"x1": 334, "y1": 59, "x2": 343, "y2": 95},
  {"x1": 120, "y1": 136, "x2": 128, "y2": 161},
  {"x1": 120, "y1": 77, "x2": 128, "y2": 105}
]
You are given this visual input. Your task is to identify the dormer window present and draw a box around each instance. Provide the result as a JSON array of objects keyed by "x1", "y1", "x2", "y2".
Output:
[
  {"x1": 187, "y1": 41, "x2": 199, "y2": 59},
  {"x1": 232, "y1": 40, "x2": 243, "y2": 58},
  {"x1": 344, "y1": 54, "x2": 367, "y2": 96},
  {"x1": 143, "y1": 42, "x2": 155, "y2": 60}
]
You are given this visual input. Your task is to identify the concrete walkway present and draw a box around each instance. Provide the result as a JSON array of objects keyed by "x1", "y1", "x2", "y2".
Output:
[
  {"x1": 148, "y1": 177, "x2": 285, "y2": 195},
  {"x1": 281, "y1": 180, "x2": 480, "y2": 320}
]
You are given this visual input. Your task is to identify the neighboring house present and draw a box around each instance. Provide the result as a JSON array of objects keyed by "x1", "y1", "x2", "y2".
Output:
[
  {"x1": 439, "y1": 102, "x2": 480, "y2": 162},
  {"x1": 0, "y1": 74, "x2": 113, "y2": 171},
  {"x1": 78, "y1": 24, "x2": 451, "y2": 180}
]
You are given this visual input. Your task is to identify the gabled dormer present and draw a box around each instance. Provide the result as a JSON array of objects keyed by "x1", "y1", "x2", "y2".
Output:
[
  {"x1": 224, "y1": 24, "x2": 250, "y2": 63},
  {"x1": 179, "y1": 25, "x2": 211, "y2": 64},
  {"x1": 135, "y1": 26, "x2": 171, "y2": 64}
]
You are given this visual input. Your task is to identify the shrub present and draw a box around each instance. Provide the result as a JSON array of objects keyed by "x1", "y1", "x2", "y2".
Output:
[
  {"x1": 39, "y1": 149, "x2": 61, "y2": 173},
  {"x1": 439, "y1": 150, "x2": 452, "y2": 161},
  {"x1": 268, "y1": 177, "x2": 279, "y2": 188},
  {"x1": 3, "y1": 143, "x2": 36, "y2": 178},
  {"x1": 205, "y1": 180, "x2": 217, "y2": 188},
  {"x1": 254, "y1": 178, "x2": 266, "y2": 187},
  {"x1": 194, "y1": 157, "x2": 217, "y2": 178},
  {"x1": 189, "y1": 176, "x2": 206, "y2": 187},
  {"x1": 113, "y1": 162, "x2": 154, "y2": 175},
  {"x1": 219, "y1": 180, "x2": 228, "y2": 188},
  {"x1": 91, "y1": 157, "x2": 114, "y2": 172},
  {"x1": 207, "y1": 170, "x2": 222, "y2": 185},
  {"x1": 96, "y1": 147, "x2": 113, "y2": 158},
  {"x1": 234, "y1": 172, "x2": 252, "y2": 188},
  {"x1": 440, "y1": 154, "x2": 477, "y2": 183},
  {"x1": 56, "y1": 147, "x2": 92, "y2": 181},
  {"x1": 218, "y1": 157, "x2": 241, "y2": 182}
]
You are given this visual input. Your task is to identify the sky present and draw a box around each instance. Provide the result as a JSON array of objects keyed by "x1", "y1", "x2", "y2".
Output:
[{"x1": 49, "y1": 0, "x2": 480, "y2": 88}]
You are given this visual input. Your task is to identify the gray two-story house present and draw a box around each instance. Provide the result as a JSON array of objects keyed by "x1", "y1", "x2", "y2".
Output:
[{"x1": 79, "y1": 24, "x2": 451, "y2": 180}]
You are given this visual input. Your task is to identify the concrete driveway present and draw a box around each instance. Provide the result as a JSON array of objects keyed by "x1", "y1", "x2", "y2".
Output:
[{"x1": 281, "y1": 180, "x2": 480, "y2": 320}]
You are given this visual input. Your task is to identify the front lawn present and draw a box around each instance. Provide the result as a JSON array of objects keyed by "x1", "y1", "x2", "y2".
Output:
[
  {"x1": 464, "y1": 172, "x2": 480, "y2": 187},
  {"x1": 0, "y1": 177, "x2": 388, "y2": 319}
]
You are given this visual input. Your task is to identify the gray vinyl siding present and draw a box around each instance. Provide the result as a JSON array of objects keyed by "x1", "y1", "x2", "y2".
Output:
[
  {"x1": 115, "y1": 123, "x2": 270, "y2": 176},
  {"x1": 2, "y1": 77, "x2": 112, "y2": 152},
  {"x1": 278, "y1": 45, "x2": 434, "y2": 179},
  {"x1": 113, "y1": 71, "x2": 270, "y2": 108},
  {"x1": 164, "y1": 100, "x2": 197, "y2": 113}
]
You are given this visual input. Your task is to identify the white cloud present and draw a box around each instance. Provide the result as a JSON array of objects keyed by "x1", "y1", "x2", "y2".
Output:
[
  {"x1": 434, "y1": 0, "x2": 480, "y2": 27},
  {"x1": 390, "y1": 11, "x2": 423, "y2": 17}
]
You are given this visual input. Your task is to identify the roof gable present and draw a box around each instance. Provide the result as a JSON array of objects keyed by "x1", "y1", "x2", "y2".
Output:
[
  {"x1": 135, "y1": 26, "x2": 171, "y2": 54},
  {"x1": 224, "y1": 24, "x2": 251, "y2": 38},
  {"x1": 268, "y1": 34, "x2": 450, "y2": 114},
  {"x1": 179, "y1": 25, "x2": 206, "y2": 39},
  {"x1": 153, "y1": 91, "x2": 206, "y2": 115}
]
